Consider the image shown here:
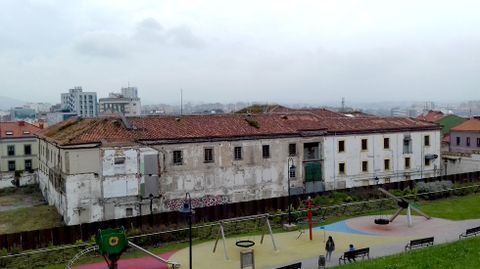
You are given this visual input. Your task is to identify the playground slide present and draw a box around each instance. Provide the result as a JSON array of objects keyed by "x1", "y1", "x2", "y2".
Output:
[{"x1": 128, "y1": 241, "x2": 180, "y2": 268}]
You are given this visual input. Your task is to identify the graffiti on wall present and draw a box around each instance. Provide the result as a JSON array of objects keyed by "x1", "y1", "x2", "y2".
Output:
[{"x1": 165, "y1": 195, "x2": 230, "y2": 211}]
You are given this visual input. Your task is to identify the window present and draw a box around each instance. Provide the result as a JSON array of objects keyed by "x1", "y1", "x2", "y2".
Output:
[
  {"x1": 338, "y1": 162, "x2": 346, "y2": 174},
  {"x1": 23, "y1": 131, "x2": 30, "y2": 135},
  {"x1": 361, "y1": 139, "x2": 368, "y2": 151},
  {"x1": 384, "y1": 159, "x2": 390, "y2": 170},
  {"x1": 403, "y1": 136, "x2": 412, "y2": 154},
  {"x1": 234, "y1": 146, "x2": 242, "y2": 160},
  {"x1": 424, "y1": 135, "x2": 430, "y2": 146},
  {"x1": 24, "y1": 144, "x2": 31, "y2": 155},
  {"x1": 289, "y1": 165, "x2": 296, "y2": 178},
  {"x1": 466, "y1": 137, "x2": 471, "y2": 147},
  {"x1": 384, "y1": 137, "x2": 390, "y2": 149},
  {"x1": 204, "y1": 148, "x2": 214, "y2": 163},
  {"x1": 173, "y1": 150, "x2": 183, "y2": 165},
  {"x1": 338, "y1": 140, "x2": 345, "y2": 152},
  {"x1": 25, "y1": 159, "x2": 32, "y2": 171},
  {"x1": 7, "y1": 145, "x2": 15, "y2": 156},
  {"x1": 288, "y1": 143, "x2": 297, "y2": 156},
  {"x1": 126, "y1": 208, "x2": 133, "y2": 217},
  {"x1": 262, "y1": 145, "x2": 270, "y2": 159},
  {"x1": 114, "y1": 156, "x2": 125, "y2": 165},
  {"x1": 5, "y1": 131, "x2": 13, "y2": 135},
  {"x1": 477, "y1": 138, "x2": 480, "y2": 147},
  {"x1": 425, "y1": 158, "x2": 431, "y2": 166},
  {"x1": 362, "y1": 161, "x2": 368, "y2": 172},
  {"x1": 456, "y1": 137, "x2": 461, "y2": 146},
  {"x1": 405, "y1": 157, "x2": 411, "y2": 169},
  {"x1": 8, "y1": 161, "x2": 15, "y2": 172}
]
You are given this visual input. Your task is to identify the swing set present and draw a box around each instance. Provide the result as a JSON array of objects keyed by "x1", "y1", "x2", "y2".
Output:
[{"x1": 212, "y1": 213, "x2": 278, "y2": 260}]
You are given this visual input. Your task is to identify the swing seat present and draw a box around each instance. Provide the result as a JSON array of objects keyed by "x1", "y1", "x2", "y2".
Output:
[
  {"x1": 374, "y1": 218, "x2": 390, "y2": 225},
  {"x1": 235, "y1": 240, "x2": 255, "y2": 248}
]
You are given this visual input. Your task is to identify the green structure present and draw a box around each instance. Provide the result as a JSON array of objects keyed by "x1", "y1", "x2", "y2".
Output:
[
  {"x1": 437, "y1": 115, "x2": 466, "y2": 135},
  {"x1": 96, "y1": 227, "x2": 128, "y2": 269}
]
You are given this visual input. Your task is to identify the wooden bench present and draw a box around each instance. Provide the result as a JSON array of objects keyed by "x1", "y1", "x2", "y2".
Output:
[
  {"x1": 338, "y1": 248, "x2": 370, "y2": 264},
  {"x1": 275, "y1": 262, "x2": 302, "y2": 269},
  {"x1": 405, "y1": 237, "x2": 434, "y2": 251},
  {"x1": 459, "y1": 226, "x2": 480, "y2": 239}
]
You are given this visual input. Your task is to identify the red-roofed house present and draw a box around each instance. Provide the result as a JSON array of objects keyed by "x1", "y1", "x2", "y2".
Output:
[
  {"x1": 37, "y1": 112, "x2": 441, "y2": 225},
  {"x1": 0, "y1": 121, "x2": 41, "y2": 188},
  {"x1": 449, "y1": 118, "x2": 480, "y2": 153}
]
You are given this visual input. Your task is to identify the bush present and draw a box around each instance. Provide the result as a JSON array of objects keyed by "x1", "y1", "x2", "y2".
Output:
[{"x1": 416, "y1": 180, "x2": 453, "y2": 200}]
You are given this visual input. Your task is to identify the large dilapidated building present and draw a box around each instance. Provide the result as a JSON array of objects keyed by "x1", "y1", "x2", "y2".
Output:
[{"x1": 37, "y1": 109, "x2": 440, "y2": 225}]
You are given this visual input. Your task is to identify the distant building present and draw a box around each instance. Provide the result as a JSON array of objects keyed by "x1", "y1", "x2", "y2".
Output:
[
  {"x1": 46, "y1": 111, "x2": 78, "y2": 126},
  {"x1": 449, "y1": 118, "x2": 480, "y2": 153},
  {"x1": 0, "y1": 121, "x2": 41, "y2": 188},
  {"x1": 61, "y1": 86, "x2": 98, "y2": 117},
  {"x1": 390, "y1": 107, "x2": 407, "y2": 117},
  {"x1": 10, "y1": 107, "x2": 36, "y2": 121},
  {"x1": 99, "y1": 87, "x2": 141, "y2": 116}
]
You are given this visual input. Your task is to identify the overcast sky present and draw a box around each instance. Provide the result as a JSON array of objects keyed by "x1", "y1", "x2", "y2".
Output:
[{"x1": 0, "y1": 0, "x2": 479, "y2": 105}]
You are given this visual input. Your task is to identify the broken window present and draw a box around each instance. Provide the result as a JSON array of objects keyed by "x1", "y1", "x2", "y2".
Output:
[
  {"x1": 304, "y1": 142, "x2": 319, "y2": 160},
  {"x1": 234, "y1": 146, "x2": 242, "y2": 160},
  {"x1": 204, "y1": 148, "x2": 214, "y2": 163},
  {"x1": 114, "y1": 156, "x2": 125, "y2": 165},
  {"x1": 262, "y1": 145, "x2": 270, "y2": 159},
  {"x1": 173, "y1": 150, "x2": 183, "y2": 165},
  {"x1": 288, "y1": 143, "x2": 297, "y2": 156}
]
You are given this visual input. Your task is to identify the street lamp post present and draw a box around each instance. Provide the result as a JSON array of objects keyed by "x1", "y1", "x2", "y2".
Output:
[
  {"x1": 287, "y1": 157, "x2": 296, "y2": 225},
  {"x1": 180, "y1": 192, "x2": 193, "y2": 269}
]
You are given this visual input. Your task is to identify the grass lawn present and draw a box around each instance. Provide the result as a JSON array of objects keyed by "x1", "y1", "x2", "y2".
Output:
[
  {"x1": 0, "y1": 205, "x2": 63, "y2": 234},
  {"x1": 414, "y1": 194, "x2": 480, "y2": 220},
  {"x1": 336, "y1": 236, "x2": 480, "y2": 269}
]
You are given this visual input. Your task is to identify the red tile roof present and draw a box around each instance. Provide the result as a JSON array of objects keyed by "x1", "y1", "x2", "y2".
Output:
[
  {"x1": 450, "y1": 118, "x2": 480, "y2": 132},
  {"x1": 38, "y1": 110, "x2": 440, "y2": 147},
  {"x1": 416, "y1": 110, "x2": 445, "y2": 122},
  {"x1": 0, "y1": 121, "x2": 41, "y2": 139}
]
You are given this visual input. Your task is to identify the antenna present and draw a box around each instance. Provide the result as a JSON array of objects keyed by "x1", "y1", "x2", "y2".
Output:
[
  {"x1": 180, "y1": 88, "x2": 183, "y2": 116},
  {"x1": 341, "y1": 97, "x2": 345, "y2": 112}
]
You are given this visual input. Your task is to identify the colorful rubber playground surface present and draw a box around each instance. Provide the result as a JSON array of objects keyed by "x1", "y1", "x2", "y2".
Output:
[{"x1": 73, "y1": 215, "x2": 480, "y2": 269}]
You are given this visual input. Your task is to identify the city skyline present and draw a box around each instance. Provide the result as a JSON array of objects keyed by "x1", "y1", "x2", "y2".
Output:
[{"x1": 1, "y1": 0, "x2": 480, "y2": 104}]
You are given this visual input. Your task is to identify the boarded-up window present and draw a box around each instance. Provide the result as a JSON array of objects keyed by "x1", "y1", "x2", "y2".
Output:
[
  {"x1": 173, "y1": 151, "x2": 183, "y2": 165},
  {"x1": 234, "y1": 147, "x2": 242, "y2": 160}
]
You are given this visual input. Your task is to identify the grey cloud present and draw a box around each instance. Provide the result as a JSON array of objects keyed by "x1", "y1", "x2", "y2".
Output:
[
  {"x1": 133, "y1": 18, "x2": 203, "y2": 48},
  {"x1": 166, "y1": 26, "x2": 204, "y2": 48},
  {"x1": 74, "y1": 32, "x2": 129, "y2": 58}
]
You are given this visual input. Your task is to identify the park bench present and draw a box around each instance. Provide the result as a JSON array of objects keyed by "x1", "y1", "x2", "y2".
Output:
[
  {"x1": 338, "y1": 248, "x2": 370, "y2": 264},
  {"x1": 459, "y1": 226, "x2": 480, "y2": 239},
  {"x1": 275, "y1": 262, "x2": 302, "y2": 269},
  {"x1": 405, "y1": 237, "x2": 434, "y2": 251}
]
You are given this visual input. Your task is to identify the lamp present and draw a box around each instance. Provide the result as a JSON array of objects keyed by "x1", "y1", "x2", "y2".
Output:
[{"x1": 287, "y1": 157, "x2": 296, "y2": 225}]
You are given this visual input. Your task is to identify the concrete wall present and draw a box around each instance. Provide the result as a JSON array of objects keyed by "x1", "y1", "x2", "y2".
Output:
[
  {"x1": 323, "y1": 130, "x2": 441, "y2": 189},
  {"x1": 442, "y1": 153, "x2": 480, "y2": 175}
]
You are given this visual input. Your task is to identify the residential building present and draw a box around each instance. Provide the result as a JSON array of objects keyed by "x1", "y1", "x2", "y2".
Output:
[
  {"x1": 99, "y1": 87, "x2": 141, "y2": 116},
  {"x1": 449, "y1": 118, "x2": 480, "y2": 153},
  {"x1": 37, "y1": 110, "x2": 440, "y2": 225},
  {"x1": 61, "y1": 86, "x2": 98, "y2": 117},
  {"x1": 0, "y1": 121, "x2": 41, "y2": 188}
]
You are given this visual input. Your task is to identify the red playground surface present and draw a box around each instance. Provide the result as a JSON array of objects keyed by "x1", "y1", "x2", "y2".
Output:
[{"x1": 73, "y1": 251, "x2": 176, "y2": 269}]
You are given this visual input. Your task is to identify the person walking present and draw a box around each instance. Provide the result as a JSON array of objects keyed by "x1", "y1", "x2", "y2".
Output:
[{"x1": 325, "y1": 236, "x2": 335, "y2": 262}]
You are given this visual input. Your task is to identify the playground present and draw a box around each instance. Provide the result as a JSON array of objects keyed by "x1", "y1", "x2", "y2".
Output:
[{"x1": 68, "y1": 212, "x2": 480, "y2": 269}]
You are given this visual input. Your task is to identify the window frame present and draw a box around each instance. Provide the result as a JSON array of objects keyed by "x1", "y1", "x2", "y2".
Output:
[
  {"x1": 361, "y1": 139, "x2": 368, "y2": 151},
  {"x1": 234, "y1": 146, "x2": 242, "y2": 160},
  {"x1": 8, "y1": 160, "x2": 15, "y2": 172},
  {"x1": 338, "y1": 162, "x2": 346, "y2": 175},
  {"x1": 338, "y1": 140, "x2": 345, "y2": 153},
  {"x1": 405, "y1": 157, "x2": 411, "y2": 169},
  {"x1": 7, "y1": 145, "x2": 15, "y2": 156},
  {"x1": 424, "y1": 158, "x2": 431, "y2": 167},
  {"x1": 288, "y1": 143, "x2": 297, "y2": 156},
  {"x1": 173, "y1": 150, "x2": 183, "y2": 165},
  {"x1": 383, "y1": 137, "x2": 390, "y2": 149},
  {"x1": 361, "y1": 161, "x2": 368, "y2": 172},
  {"x1": 424, "y1": 135, "x2": 430, "y2": 147},
  {"x1": 456, "y1": 137, "x2": 461, "y2": 146},
  {"x1": 384, "y1": 159, "x2": 390, "y2": 171},
  {"x1": 25, "y1": 159, "x2": 32, "y2": 171},
  {"x1": 204, "y1": 148, "x2": 214, "y2": 163},
  {"x1": 466, "y1": 137, "x2": 471, "y2": 147},
  {"x1": 262, "y1": 145, "x2": 270, "y2": 159}
]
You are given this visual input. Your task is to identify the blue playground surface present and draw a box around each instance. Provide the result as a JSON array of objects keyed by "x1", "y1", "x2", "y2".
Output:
[{"x1": 313, "y1": 220, "x2": 377, "y2": 236}]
